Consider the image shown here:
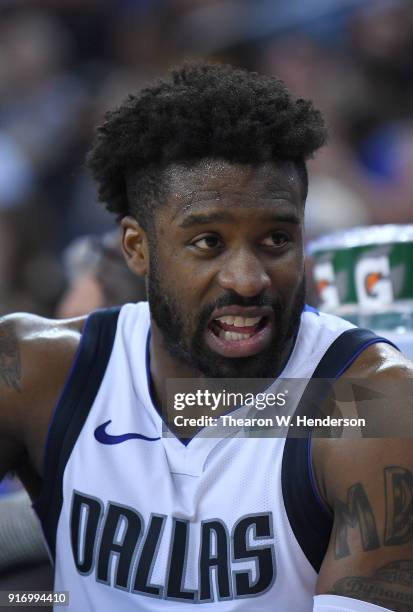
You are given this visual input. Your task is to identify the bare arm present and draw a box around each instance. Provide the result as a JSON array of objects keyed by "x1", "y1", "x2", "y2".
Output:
[
  {"x1": 315, "y1": 344, "x2": 413, "y2": 610},
  {"x1": 0, "y1": 314, "x2": 83, "y2": 488},
  {"x1": 316, "y1": 440, "x2": 413, "y2": 610},
  {"x1": 0, "y1": 318, "x2": 26, "y2": 478}
]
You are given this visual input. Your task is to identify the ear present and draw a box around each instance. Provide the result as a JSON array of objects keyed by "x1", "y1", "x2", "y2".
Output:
[{"x1": 120, "y1": 216, "x2": 149, "y2": 277}]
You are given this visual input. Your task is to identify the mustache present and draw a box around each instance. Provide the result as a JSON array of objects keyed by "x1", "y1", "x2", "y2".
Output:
[{"x1": 197, "y1": 291, "x2": 282, "y2": 328}]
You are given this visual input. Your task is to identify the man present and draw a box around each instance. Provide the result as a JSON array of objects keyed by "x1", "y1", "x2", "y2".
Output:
[{"x1": 1, "y1": 62, "x2": 412, "y2": 611}]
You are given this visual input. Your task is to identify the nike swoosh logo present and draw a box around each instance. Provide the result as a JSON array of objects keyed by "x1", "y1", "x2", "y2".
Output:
[{"x1": 94, "y1": 420, "x2": 161, "y2": 445}]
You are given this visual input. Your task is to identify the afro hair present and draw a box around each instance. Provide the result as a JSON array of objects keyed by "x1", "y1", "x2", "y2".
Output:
[{"x1": 87, "y1": 61, "x2": 327, "y2": 228}]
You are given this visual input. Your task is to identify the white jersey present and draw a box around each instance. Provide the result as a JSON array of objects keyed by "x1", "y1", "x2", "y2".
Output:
[{"x1": 33, "y1": 303, "x2": 392, "y2": 611}]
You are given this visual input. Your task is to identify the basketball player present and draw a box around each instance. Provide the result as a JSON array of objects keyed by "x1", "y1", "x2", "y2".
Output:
[{"x1": 1, "y1": 62, "x2": 412, "y2": 611}]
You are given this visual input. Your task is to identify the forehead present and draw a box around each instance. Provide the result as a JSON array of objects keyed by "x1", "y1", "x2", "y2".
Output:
[{"x1": 160, "y1": 159, "x2": 303, "y2": 220}]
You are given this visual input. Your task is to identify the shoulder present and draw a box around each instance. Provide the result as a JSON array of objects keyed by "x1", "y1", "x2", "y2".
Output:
[
  {"x1": 312, "y1": 339, "x2": 413, "y2": 509},
  {"x1": 0, "y1": 312, "x2": 86, "y2": 392},
  {"x1": 1, "y1": 311, "x2": 86, "y2": 344},
  {"x1": 343, "y1": 339, "x2": 413, "y2": 379}
]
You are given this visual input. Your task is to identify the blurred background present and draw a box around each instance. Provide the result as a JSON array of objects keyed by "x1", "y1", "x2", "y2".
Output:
[
  {"x1": 1, "y1": 0, "x2": 413, "y2": 595},
  {"x1": 0, "y1": 0, "x2": 412, "y2": 318}
]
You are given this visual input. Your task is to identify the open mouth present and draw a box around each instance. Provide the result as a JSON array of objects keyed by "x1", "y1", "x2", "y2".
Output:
[
  {"x1": 209, "y1": 315, "x2": 268, "y2": 340},
  {"x1": 205, "y1": 309, "x2": 273, "y2": 358}
]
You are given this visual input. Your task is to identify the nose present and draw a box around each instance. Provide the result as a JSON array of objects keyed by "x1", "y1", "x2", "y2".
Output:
[{"x1": 217, "y1": 248, "x2": 271, "y2": 297}]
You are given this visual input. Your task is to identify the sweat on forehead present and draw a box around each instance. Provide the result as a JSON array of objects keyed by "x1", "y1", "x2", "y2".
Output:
[{"x1": 162, "y1": 159, "x2": 303, "y2": 211}]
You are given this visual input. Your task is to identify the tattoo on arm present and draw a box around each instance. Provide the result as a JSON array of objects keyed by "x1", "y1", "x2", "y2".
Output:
[
  {"x1": 333, "y1": 466, "x2": 413, "y2": 559},
  {"x1": 385, "y1": 467, "x2": 413, "y2": 546},
  {"x1": 333, "y1": 483, "x2": 379, "y2": 559},
  {"x1": 330, "y1": 560, "x2": 413, "y2": 611},
  {"x1": 0, "y1": 322, "x2": 21, "y2": 392}
]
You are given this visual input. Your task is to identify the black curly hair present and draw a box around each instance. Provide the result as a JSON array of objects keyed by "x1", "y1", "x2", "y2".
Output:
[{"x1": 87, "y1": 61, "x2": 327, "y2": 230}]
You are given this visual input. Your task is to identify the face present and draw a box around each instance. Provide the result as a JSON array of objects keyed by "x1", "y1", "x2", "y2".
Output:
[{"x1": 146, "y1": 160, "x2": 305, "y2": 379}]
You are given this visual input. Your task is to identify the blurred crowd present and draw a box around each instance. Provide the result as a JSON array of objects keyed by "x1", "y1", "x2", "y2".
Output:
[{"x1": 0, "y1": 0, "x2": 413, "y2": 317}]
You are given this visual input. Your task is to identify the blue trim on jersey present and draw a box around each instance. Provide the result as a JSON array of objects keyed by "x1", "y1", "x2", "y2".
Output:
[
  {"x1": 282, "y1": 329, "x2": 399, "y2": 574},
  {"x1": 303, "y1": 304, "x2": 320, "y2": 316},
  {"x1": 33, "y1": 307, "x2": 120, "y2": 561},
  {"x1": 334, "y1": 336, "x2": 398, "y2": 378},
  {"x1": 37, "y1": 315, "x2": 92, "y2": 487}
]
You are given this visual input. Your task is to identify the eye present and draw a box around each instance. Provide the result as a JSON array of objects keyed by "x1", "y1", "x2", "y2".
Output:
[
  {"x1": 261, "y1": 231, "x2": 290, "y2": 248},
  {"x1": 191, "y1": 234, "x2": 222, "y2": 251}
]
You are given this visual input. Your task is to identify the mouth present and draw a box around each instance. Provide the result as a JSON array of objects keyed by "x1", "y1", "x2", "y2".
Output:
[{"x1": 205, "y1": 306, "x2": 274, "y2": 358}]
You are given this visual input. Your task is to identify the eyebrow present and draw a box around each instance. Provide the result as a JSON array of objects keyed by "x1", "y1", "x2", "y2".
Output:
[{"x1": 178, "y1": 211, "x2": 300, "y2": 228}]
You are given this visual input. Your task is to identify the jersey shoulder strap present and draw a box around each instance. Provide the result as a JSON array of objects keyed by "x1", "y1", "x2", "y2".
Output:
[
  {"x1": 281, "y1": 327, "x2": 398, "y2": 573},
  {"x1": 33, "y1": 307, "x2": 121, "y2": 560}
]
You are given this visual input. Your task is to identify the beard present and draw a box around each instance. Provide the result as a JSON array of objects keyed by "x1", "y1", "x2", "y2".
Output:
[{"x1": 147, "y1": 258, "x2": 305, "y2": 379}]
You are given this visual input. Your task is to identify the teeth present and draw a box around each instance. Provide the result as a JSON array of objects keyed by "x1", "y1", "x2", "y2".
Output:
[
  {"x1": 216, "y1": 315, "x2": 235, "y2": 325},
  {"x1": 216, "y1": 315, "x2": 262, "y2": 327},
  {"x1": 233, "y1": 316, "x2": 261, "y2": 327},
  {"x1": 219, "y1": 330, "x2": 254, "y2": 341}
]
